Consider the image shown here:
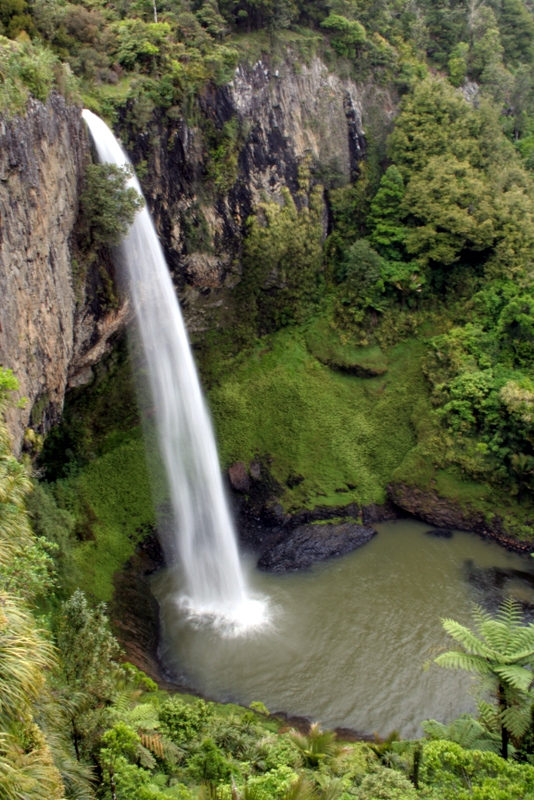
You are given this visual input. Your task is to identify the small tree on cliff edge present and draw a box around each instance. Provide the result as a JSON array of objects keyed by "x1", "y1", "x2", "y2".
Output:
[{"x1": 435, "y1": 598, "x2": 534, "y2": 759}]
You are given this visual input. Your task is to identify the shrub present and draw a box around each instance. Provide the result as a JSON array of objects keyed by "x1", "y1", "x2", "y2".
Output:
[
  {"x1": 80, "y1": 163, "x2": 144, "y2": 247},
  {"x1": 159, "y1": 698, "x2": 213, "y2": 744},
  {"x1": 356, "y1": 767, "x2": 417, "y2": 800}
]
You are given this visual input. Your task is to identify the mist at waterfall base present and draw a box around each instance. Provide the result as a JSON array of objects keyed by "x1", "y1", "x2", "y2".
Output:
[{"x1": 82, "y1": 110, "x2": 268, "y2": 635}]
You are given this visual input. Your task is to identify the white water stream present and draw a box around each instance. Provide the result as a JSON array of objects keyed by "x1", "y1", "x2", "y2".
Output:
[{"x1": 82, "y1": 110, "x2": 267, "y2": 633}]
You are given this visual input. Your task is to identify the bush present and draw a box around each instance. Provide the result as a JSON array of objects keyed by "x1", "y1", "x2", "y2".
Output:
[
  {"x1": 80, "y1": 163, "x2": 144, "y2": 247},
  {"x1": 356, "y1": 767, "x2": 417, "y2": 800},
  {"x1": 159, "y1": 698, "x2": 213, "y2": 744}
]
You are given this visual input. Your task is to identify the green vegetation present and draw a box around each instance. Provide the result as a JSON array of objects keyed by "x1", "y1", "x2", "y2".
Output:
[
  {"x1": 209, "y1": 328, "x2": 428, "y2": 511},
  {"x1": 81, "y1": 164, "x2": 144, "y2": 248},
  {"x1": 38, "y1": 342, "x2": 160, "y2": 602},
  {"x1": 7, "y1": 0, "x2": 534, "y2": 795},
  {"x1": 436, "y1": 599, "x2": 534, "y2": 759}
]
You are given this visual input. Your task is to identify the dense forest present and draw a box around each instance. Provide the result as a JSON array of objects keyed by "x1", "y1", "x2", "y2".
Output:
[{"x1": 5, "y1": 0, "x2": 534, "y2": 797}]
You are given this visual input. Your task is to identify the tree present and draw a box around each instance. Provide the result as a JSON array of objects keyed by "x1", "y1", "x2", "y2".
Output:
[
  {"x1": 435, "y1": 598, "x2": 534, "y2": 759},
  {"x1": 387, "y1": 78, "x2": 483, "y2": 175},
  {"x1": 80, "y1": 163, "x2": 144, "y2": 248},
  {"x1": 320, "y1": 13, "x2": 366, "y2": 58},
  {"x1": 367, "y1": 165, "x2": 406, "y2": 262},
  {"x1": 402, "y1": 155, "x2": 495, "y2": 269}
]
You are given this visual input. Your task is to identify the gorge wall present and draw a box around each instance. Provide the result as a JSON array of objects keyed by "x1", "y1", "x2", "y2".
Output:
[
  {"x1": 125, "y1": 55, "x2": 371, "y2": 333},
  {"x1": 0, "y1": 93, "x2": 129, "y2": 451},
  {"x1": 0, "y1": 55, "x2": 379, "y2": 447}
]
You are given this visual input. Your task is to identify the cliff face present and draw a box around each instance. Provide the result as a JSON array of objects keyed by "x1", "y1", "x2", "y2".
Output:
[
  {"x1": 0, "y1": 94, "x2": 128, "y2": 450},
  {"x1": 127, "y1": 55, "x2": 370, "y2": 332},
  {"x1": 0, "y1": 57, "x2": 380, "y2": 447}
]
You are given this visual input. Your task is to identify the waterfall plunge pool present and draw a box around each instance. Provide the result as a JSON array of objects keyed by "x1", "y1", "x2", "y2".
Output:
[{"x1": 152, "y1": 518, "x2": 534, "y2": 739}]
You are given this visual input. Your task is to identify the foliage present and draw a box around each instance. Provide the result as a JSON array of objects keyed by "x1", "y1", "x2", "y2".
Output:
[
  {"x1": 0, "y1": 36, "x2": 79, "y2": 113},
  {"x1": 435, "y1": 599, "x2": 534, "y2": 758},
  {"x1": 288, "y1": 723, "x2": 338, "y2": 767},
  {"x1": 356, "y1": 767, "x2": 416, "y2": 799},
  {"x1": 239, "y1": 187, "x2": 324, "y2": 335},
  {"x1": 421, "y1": 714, "x2": 502, "y2": 754},
  {"x1": 80, "y1": 163, "x2": 144, "y2": 248},
  {"x1": 159, "y1": 698, "x2": 213, "y2": 743}
]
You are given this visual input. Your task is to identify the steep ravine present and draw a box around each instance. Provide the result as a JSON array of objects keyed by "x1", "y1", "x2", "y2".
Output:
[{"x1": 1, "y1": 56, "x2": 375, "y2": 447}]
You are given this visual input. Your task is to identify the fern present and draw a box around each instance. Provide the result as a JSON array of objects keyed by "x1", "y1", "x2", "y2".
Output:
[{"x1": 436, "y1": 599, "x2": 534, "y2": 758}]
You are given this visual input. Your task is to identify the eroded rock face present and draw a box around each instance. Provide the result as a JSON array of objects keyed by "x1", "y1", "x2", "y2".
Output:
[
  {"x1": 388, "y1": 483, "x2": 534, "y2": 553},
  {"x1": 0, "y1": 58, "x2": 387, "y2": 449},
  {"x1": 0, "y1": 94, "x2": 131, "y2": 451},
  {"x1": 257, "y1": 522, "x2": 377, "y2": 572},
  {"x1": 126, "y1": 55, "x2": 375, "y2": 333}
]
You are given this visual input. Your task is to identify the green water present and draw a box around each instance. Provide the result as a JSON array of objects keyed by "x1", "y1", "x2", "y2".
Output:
[{"x1": 152, "y1": 519, "x2": 534, "y2": 738}]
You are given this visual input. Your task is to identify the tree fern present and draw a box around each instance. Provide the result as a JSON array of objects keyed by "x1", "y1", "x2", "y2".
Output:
[
  {"x1": 422, "y1": 715, "x2": 501, "y2": 753},
  {"x1": 436, "y1": 599, "x2": 534, "y2": 758}
]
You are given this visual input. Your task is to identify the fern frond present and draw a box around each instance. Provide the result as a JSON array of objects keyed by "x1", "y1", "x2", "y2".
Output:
[
  {"x1": 140, "y1": 733, "x2": 165, "y2": 760},
  {"x1": 493, "y1": 664, "x2": 534, "y2": 692},
  {"x1": 435, "y1": 651, "x2": 493, "y2": 674},
  {"x1": 126, "y1": 702, "x2": 159, "y2": 730},
  {"x1": 136, "y1": 743, "x2": 157, "y2": 770},
  {"x1": 421, "y1": 719, "x2": 448, "y2": 740},
  {"x1": 441, "y1": 619, "x2": 493, "y2": 657},
  {"x1": 500, "y1": 703, "x2": 532, "y2": 738},
  {"x1": 478, "y1": 701, "x2": 500, "y2": 733}
]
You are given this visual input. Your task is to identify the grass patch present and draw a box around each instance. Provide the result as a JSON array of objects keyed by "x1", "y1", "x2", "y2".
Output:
[
  {"x1": 305, "y1": 315, "x2": 388, "y2": 375},
  {"x1": 40, "y1": 341, "x2": 166, "y2": 601},
  {"x1": 209, "y1": 328, "x2": 431, "y2": 511},
  {"x1": 51, "y1": 429, "x2": 165, "y2": 602}
]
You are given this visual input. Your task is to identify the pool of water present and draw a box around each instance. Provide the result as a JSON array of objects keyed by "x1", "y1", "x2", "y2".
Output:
[{"x1": 152, "y1": 518, "x2": 534, "y2": 738}]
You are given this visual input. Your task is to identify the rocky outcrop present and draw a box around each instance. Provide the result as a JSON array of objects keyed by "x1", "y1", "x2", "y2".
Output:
[
  {"x1": 388, "y1": 482, "x2": 534, "y2": 554},
  {"x1": 0, "y1": 94, "x2": 130, "y2": 450},
  {"x1": 0, "y1": 57, "x2": 384, "y2": 448},
  {"x1": 257, "y1": 521, "x2": 377, "y2": 571},
  {"x1": 126, "y1": 55, "x2": 371, "y2": 332}
]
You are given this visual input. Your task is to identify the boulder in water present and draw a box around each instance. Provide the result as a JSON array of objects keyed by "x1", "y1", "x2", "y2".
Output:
[
  {"x1": 257, "y1": 522, "x2": 377, "y2": 572},
  {"x1": 425, "y1": 528, "x2": 453, "y2": 538}
]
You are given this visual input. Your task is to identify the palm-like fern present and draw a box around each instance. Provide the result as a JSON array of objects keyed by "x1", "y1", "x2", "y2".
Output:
[
  {"x1": 435, "y1": 598, "x2": 534, "y2": 757},
  {"x1": 421, "y1": 714, "x2": 502, "y2": 754},
  {"x1": 289, "y1": 723, "x2": 339, "y2": 767}
]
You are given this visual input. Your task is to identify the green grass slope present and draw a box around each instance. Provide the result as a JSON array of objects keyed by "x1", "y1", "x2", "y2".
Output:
[{"x1": 210, "y1": 328, "x2": 431, "y2": 511}]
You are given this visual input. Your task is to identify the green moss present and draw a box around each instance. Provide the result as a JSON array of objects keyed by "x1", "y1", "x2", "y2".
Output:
[
  {"x1": 305, "y1": 315, "x2": 388, "y2": 375},
  {"x1": 39, "y1": 342, "x2": 166, "y2": 601},
  {"x1": 209, "y1": 328, "x2": 431, "y2": 511},
  {"x1": 52, "y1": 430, "x2": 163, "y2": 602}
]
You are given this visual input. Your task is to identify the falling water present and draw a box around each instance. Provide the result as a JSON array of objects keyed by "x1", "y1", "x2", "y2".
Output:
[{"x1": 82, "y1": 110, "x2": 267, "y2": 633}]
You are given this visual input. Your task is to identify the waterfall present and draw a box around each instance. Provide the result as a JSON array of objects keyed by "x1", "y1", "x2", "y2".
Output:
[{"x1": 82, "y1": 110, "x2": 267, "y2": 633}]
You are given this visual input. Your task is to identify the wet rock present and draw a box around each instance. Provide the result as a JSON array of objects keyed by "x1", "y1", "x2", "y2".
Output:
[
  {"x1": 388, "y1": 482, "x2": 534, "y2": 554},
  {"x1": 257, "y1": 522, "x2": 377, "y2": 572},
  {"x1": 250, "y1": 461, "x2": 261, "y2": 480},
  {"x1": 228, "y1": 461, "x2": 250, "y2": 492},
  {"x1": 425, "y1": 527, "x2": 453, "y2": 538}
]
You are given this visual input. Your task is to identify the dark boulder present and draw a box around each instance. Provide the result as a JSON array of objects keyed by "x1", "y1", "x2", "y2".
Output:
[
  {"x1": 228, "y1": 461, "x2": 250, "y2": 492},
  {"x1": 425, "y1": 527, "x2": 453, "y2": 538},
  {"x1": 257, "y1": 522, "x2": 377, "y2": 572}
]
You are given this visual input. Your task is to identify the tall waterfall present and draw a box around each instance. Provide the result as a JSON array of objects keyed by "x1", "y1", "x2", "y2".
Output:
[{"x1": 82, "y1": 110, "x2": 266, "y2": 632}]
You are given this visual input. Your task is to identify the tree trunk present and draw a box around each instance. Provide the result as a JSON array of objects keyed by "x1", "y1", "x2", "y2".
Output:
[{"x1": 499, "y1": 684, "x2": 509, "y2": 759}]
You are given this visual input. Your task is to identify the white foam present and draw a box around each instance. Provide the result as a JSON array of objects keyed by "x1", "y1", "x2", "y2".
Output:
[{"x1": 176, "y1": 593, "x2": 273, "y2": 638}]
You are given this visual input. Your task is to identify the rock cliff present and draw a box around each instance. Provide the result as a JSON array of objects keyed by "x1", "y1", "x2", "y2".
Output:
[
  {"x1": 126, "y1": 55, "x2": 370, "y2": 332},
  {"x1": 0, "y1": 93, "x2": 128, "y2": 450},
  {"x1": 1, "y1": 56, "x2": 375, "y2": 448}
]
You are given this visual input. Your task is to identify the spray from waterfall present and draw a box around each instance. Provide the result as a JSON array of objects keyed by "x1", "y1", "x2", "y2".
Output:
[{"x1": 82, "y1": 110, "x2": 268, "y2": 634}]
